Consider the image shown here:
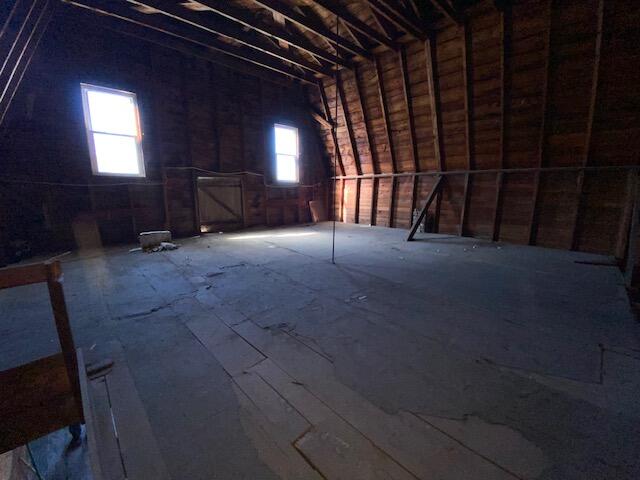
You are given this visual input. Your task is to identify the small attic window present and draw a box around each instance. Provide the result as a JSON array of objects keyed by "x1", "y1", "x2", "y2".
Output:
[
  {"x1": 80, "y1": 84, "x2": 145, "y2": 177},
  {"x1": 274, "y1": 124, "x2": 298, "y2": 183}
]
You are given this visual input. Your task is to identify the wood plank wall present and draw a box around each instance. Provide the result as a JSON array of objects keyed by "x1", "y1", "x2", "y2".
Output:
[
  {"x1": 0, "y1": 10, "x2": 325, "y2": 259},
  {"x1": 310, "y1": 0, "x2": 640, "y2": 258}
]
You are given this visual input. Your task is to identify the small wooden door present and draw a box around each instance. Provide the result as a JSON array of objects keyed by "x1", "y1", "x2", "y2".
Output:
[{"x1": 197, "y1": 176, "x2": 244, "y2": 232}]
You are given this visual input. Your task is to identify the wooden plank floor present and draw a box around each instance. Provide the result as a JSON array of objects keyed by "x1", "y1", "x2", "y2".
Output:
[
  {"x1": 2, "y1": 223, "x2": 640, "y2": 479},
  {"x1": 187, "y1": 312, "x2": 528, "y2": 479},
  {"x1": 84, "y1": 342, "x2": 170, "y2": 480}
]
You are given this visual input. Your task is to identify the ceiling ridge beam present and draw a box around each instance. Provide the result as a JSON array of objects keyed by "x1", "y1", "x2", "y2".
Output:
[
  {"x1": 128, "y1": 0, "x2": 333, "y2": 77},
  {"x1": 250, "y1": 0, "x2": 372, "y2": 60},
  {"x1": 193, "y1": 0, "x2": 352, "y2": 69}
]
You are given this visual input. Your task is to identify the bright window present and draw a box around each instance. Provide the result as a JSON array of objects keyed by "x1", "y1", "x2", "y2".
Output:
[
  {"x1": 81, "y1": 84, "x2": 145, "y2": 176},
  {"x1": 274, "y1": 124, "x2": 298, "y2": 183}
]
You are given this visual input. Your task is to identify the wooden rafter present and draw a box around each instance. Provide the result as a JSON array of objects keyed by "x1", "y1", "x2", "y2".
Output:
[
  {"x1": 194, "y1": 0, "x2": 351, "y2": 69},
  {"x1": 368, "y1": 6, "x2": 397, "y2": 46},
  {"x1": 459, "y1": 20, "x2": 473, "y2": 236},
  {"x1": 354, "y1": 177, "x2": 361, "y2": 223},
  {"x1": 528, "y1": 0, "x2": 552, "y2": 245},
  {"x1": 66, "y1": 0, "x2": 317, "y2": 84},
  {"x1": 388, "y1": 177, "x2": 396, "y2": 227},
  {"x1": 461, "y1": 21, "x2": 472, "y2": 171},
  {"x1": 406, "y1": 0, "x2": 423, "y2": 20},
  {"x1": 339, "y1": 19, "x2": 368, "y2": 50},
  {"x1": 399, "y1": 45, "x2": 418, "y2": 172},
  {"x1": 571, "y1": 0, "x2": 604, "y2": 250},
  {"x1": 374, "y1": 56, "x2": 396, "y2": 173},
  {"x1": 498, "y1": 6, "x2": 510, "y2": 171},
  {"x1": 310, "y1": 0, "x2": 399, "y2": 51},
  {"x1": 581, "y1": 0, "x2": 604, "y2": 169},
  {"x1": 250, "y1": 0, "x2": 371, "y2": 59},
  {"x1": 318, "y1": 79, "x2": 346, "y2": 177},
  {"x1": 365, "y1": 0, "x2": 426, "y2": 39},
  {"x1": 340, "y1": 178, "x2": 346, "y2": 221},
  {"x1": 310, "y1": 107, "x2": 332, "y2": 129},
  {"x1": 492, "y1": 172, "x2": 503, "y2": 241},
  {"x1": 295, "y1": 4, "x2": 355, "y2": 62},
  {"x1": 428, "y1": 0, "x2": 463, "y2": 25},
  {"x1": 352, "y1": 66, "x2": 376, "y2": 174},
  {"x1": 370, "y1": 177, "x2": 378, "y2": 225},
  {"x1": 377, "y1": 0, "x2": 417, "y2": 20},
  {"x1": 0, "y1": 0, "x2": 54, "y2": 127},
  {"x1": 493, "y1": 5, "x2": 510, "y2": 241},
  {"x1": 128, "y1": 0, "x2": 334, "y2": 77},
  {"x1": 425, "y1": 36, "x2": 443, "y2": 172},
  {"x1": 425, "y1": 33, "x2": 444, "y2": 231},
  {"x1": 336, "y1": 71, "x2": 362, "y2": 175}
]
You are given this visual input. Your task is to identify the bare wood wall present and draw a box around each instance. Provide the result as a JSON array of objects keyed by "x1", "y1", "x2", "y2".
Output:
[
  {"x1": 0, "y1": 10, "x2": 325, "y2": 259},
  {"x1": 310, "y1": 0, "x2": 639, "y2": 258}
]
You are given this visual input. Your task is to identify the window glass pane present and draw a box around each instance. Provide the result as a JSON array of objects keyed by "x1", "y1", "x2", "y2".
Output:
[
  {"x1": 276, "y1": 154, "x2": 297, "y2": 182},
  {"x1": 93, "y1": 133, "x2": 140, "y2": 175},
  {"x1": 275, "y1": 125, "x2": 297, "y2": 156},
  {"x1": 86, "y1": 89, "x2": 138, "y2": 136}
]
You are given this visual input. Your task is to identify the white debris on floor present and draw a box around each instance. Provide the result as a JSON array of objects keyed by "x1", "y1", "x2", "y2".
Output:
[{"x1": 129, "y1": 242, "x2": 180, "y2": 254}]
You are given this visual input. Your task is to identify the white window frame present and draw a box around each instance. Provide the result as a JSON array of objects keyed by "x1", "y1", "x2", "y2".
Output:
[
  {"x1": 80, "y1": 83, "x2": 146, "y2": 177},
  {"x1": 274, "y1": 123, "x2": 299, "y2": 184}
]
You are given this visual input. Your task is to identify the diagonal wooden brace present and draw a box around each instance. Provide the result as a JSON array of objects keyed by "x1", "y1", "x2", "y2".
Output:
[{"x1": 407, "y1": 175, "x2": 443, "y2": 241}]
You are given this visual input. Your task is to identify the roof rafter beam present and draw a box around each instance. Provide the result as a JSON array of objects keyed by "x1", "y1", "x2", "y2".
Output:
[
  {"x1": 64, "y1": 0, "x2": 317, "y2": 84},
  {"x1": 318, "y1": 79, "x2": 346, "y2": 177},
  {"x1": 128, "y1": 0, "x2": 334, "y2": 77},
  {"x1": 295, "y1": 4, "x2": 356, "y2": 61},
  {"x1": 250, "y1": 0, "x2": 372, "y2": 60},
  {"x1": 427, "y1": 0, "x2": 463, "y2": 25},
  {"x1": 0, "y1": 0, "x2": 54, "y2": 128},
  {"x1": 193, "y1": 0, "x2": 352, "y2": 69},
  {"x1": 336, "y1": 71, "x2": 362, "y2": 176},
  {"x1": 338, "y1": 20, "x2": 367, "y2": 49},
  {"x1": 365, "y1": 0, "x2": 427, "y2": 39},
  {"x1": 309, "y1": 0, "x2": 399, "y2": 51}
]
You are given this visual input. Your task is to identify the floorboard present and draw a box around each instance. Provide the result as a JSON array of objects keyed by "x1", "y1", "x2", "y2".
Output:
[{"x1": 1, "y1": 222, "x2": 639, "y2": 479}]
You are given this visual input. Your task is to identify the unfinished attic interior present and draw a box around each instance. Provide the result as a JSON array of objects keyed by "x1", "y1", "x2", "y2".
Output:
[{"x1": 1, "y1": 0, "x2": 640, "y2": 478}]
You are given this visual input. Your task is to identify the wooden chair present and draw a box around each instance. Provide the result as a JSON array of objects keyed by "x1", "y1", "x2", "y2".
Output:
[
  {"x1": 0, "y1": 260, "x2": 84, "y2": 454},
  {"x1": 0, "y1": 259, "x2": 170, "y2": 479}
]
